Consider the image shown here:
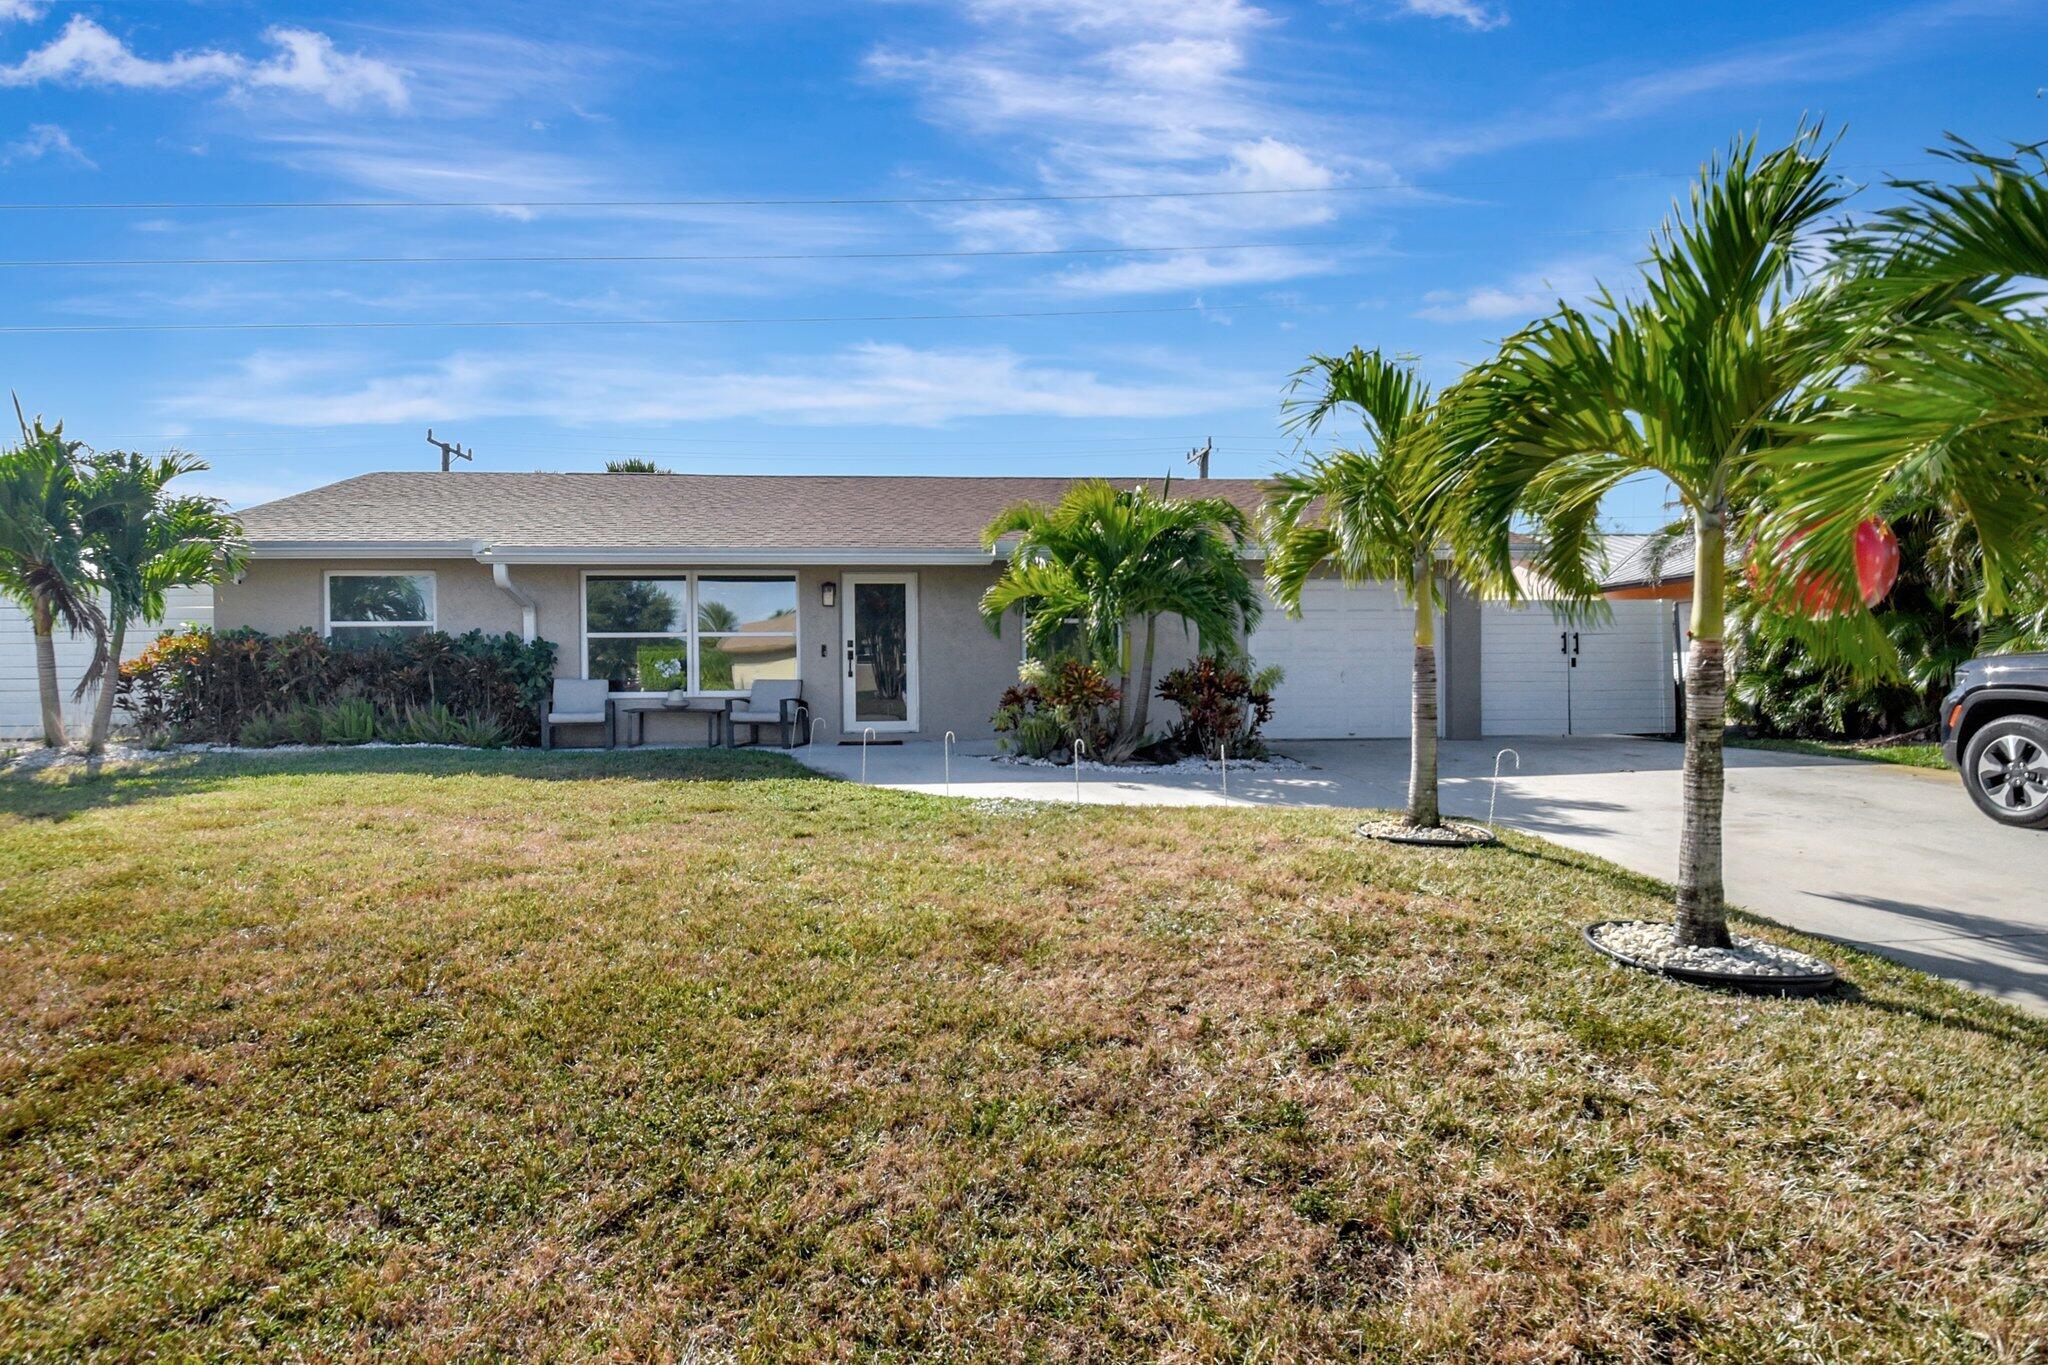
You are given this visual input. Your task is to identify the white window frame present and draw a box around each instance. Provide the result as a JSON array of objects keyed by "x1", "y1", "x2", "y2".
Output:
[
  {"x1": 324, "y1": 569, "x2": 437, "y2": 636},
  {"x1": 840, "y1": 571, "x2": 920, "y2": 733},
  {"x1": 579, "y1": 569, "x2": 800, "y2": 696}
]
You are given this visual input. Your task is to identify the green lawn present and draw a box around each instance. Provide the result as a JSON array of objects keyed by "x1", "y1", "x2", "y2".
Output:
[
  {"x1": 2, "y1": 749, "x2": 2043, "y2": 1358},
  {"x1": 1731, "y1": 736, "x2": 1949, "y2": 770}
]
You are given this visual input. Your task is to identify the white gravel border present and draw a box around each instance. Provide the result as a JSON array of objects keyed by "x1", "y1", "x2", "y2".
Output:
[
  {"x1": 1588, "y1": 920, "x2": 1835, "y2": 981},
  {"x1": 2, "y1": 739, "x2": 488, "y2": 776},
  {"x1": 1355, "y1": 817, "x2": 1496, "y2": 846},
  {"x1": 993, "y1": 751, "x2": 1305, "y2": 774}
]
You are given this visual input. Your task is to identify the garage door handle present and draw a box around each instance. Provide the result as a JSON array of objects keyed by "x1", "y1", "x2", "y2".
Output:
[
  {"x1": 1560, "y1": 632, "x2": 1568, "y2": 654},
  {"x1": 1573, "y1": 632, "x2": 1580, "y2": 654}
]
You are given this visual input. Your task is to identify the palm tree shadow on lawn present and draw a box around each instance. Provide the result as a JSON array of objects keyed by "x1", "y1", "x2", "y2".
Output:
[
  {"x1": 1500, "y1": 837, "x2": 2048, "y2": 1049},
  {"x1": 0, "y1": 745, "x2": 826, "y2": 823}
]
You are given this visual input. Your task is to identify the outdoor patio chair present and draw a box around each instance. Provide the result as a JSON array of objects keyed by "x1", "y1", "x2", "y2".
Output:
[
  {"x1": 726, "y1": 679, "x2": 808, "y2": 748},
  {"x1": 541, "y1": 678, "x2": 614, "y2": 750}
]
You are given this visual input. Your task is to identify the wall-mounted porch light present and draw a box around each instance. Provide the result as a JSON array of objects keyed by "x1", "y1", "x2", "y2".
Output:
[{"x1": 821, "y1": 580, "x2": 837, "y2": 609}]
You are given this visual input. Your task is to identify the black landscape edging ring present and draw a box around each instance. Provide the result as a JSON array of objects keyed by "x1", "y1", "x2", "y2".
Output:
[{"x1": 1582, "y1": 920, "x2": 1839, "y2": 997}]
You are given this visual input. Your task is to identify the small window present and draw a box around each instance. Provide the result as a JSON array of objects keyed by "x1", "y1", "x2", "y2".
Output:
[{"x1": 328, "y1": 572, "x2": 435, "y2": 642}]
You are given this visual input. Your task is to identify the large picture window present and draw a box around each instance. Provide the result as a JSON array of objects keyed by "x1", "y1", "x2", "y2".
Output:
[
  {"x1": 584, "y1": 573, "x2": 797, "y2": 693},
  {"x1": 327, "y1": 572, "x2": 435, "y2": 642}
]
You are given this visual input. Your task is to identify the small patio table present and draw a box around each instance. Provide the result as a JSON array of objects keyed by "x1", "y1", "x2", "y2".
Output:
[{"x1": 608, "y1": 695, "x2": 728, "y2": 749}]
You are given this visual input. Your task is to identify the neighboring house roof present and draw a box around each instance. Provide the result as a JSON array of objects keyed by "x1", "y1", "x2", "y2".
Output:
[
  {"x1": 1598, "y1": 534, "x2": 1696, "y2": 591},
  {"x1": 236, "y1": 472, "x2": 1276, "y2": 564}
]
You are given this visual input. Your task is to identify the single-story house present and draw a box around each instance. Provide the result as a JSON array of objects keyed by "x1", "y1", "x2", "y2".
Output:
[{"x1": 212, "y1": 471, "x2": 1679, "y2": 745}]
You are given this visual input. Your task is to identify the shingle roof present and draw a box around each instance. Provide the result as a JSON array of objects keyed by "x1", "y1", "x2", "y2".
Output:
[{"x1": 237, "y1": 472, "x2": 1276, "y2": 557}]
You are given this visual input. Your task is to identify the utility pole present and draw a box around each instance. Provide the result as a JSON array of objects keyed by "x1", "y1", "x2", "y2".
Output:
[
  {"x1": 1186, "y1": 436, "x2": 1212, "y2": 479},
  {"x1": 426, "y1": 429, "x2": 473, "y2": 472}
]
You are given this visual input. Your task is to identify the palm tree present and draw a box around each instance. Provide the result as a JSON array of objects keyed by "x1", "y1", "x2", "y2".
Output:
[
  {"x1": 0, "y1": 411, "x2": 102, "y2": 748},
  {"x1": 981, "y1": 480, "x2": 1260, "y2": 760},
  {"x1": 1265, "y1": 349, "x2": 1456, "y2": 828},
  {"x1": 1766, "y1": 140, "x2": 2048, "y2": 653},
  {"x1": 75, "y1": 451, "x2": 244, "y2": 754},
  {"x1": 1449, "y1": 131, "x2": 1851, "y2": 948}
]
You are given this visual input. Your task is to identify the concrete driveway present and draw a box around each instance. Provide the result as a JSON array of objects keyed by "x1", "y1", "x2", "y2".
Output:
[{"x1": 795, "y1": 735, "x2": 2048, "y2": 1016}]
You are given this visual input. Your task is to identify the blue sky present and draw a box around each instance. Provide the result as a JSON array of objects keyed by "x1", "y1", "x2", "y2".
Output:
[{"x1": 0, "y1": 0, "x2": 2042, "y2": 527}]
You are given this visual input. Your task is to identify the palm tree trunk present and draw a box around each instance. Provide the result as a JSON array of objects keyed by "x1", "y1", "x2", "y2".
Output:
[
  {"x1": 86, "y1": 615, "x2": 126, "y2": 755},
  {"x1": 1675, "y1": 514, "x2": 1731, "y2": 949},
  {"x1": 30, "y1": 596, "x2": 65, "y2": 748},
  {"x1": 1114, "y1": 614, "x2": 1159, "y2": 761},
  {"x1": 1408, "y1": 566, "x2": 1440, "y2": 828}
]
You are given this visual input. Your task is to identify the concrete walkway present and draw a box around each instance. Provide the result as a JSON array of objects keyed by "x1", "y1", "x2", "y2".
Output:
[{"x1": 794, "y1": 736, "x2": 2048, "y2": 1017}]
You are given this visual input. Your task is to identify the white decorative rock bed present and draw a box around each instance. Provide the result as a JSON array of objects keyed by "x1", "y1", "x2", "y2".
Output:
[
  {"x1": 1354, "y1": 817, "x2": 1497, "y2": 848},
  {"x1": 992, "y1": 752, "x2": 1305, "y2": 775},
  {"x1": 1, "y1": 740, "x2": 490, "y2": 776},
  {"x1": 1585, "y1": 919, "x2": 1839, "y2": 995}
]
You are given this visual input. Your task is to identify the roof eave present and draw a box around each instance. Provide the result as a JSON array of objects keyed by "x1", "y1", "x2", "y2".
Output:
[
  {"x1": 477, "y1": 546, "x2": 1000, "y2": 566},
  {"x1": 246, "y1": 539, "x2": 484, "y2": 559}
]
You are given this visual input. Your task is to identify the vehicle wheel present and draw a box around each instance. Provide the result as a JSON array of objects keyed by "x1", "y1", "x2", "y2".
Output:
[{"x1": 1961, "y1": 714, "x2": 2048, "y2": 828}]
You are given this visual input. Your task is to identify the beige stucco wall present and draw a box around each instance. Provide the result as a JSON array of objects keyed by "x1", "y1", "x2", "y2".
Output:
[
  {"x1": 214, "y1": 555, "x2": 1496, "y2": 749},
  {"x1": 215, "y1": 558, "x2": 1065, "y2": 745},
  {"x1": 218, "y1": 558, "x2": 526, "y2": 637}
]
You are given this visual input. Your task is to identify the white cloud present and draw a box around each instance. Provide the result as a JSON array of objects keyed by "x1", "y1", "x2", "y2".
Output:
[
  {"x1": 0, "y1": 0, "x2": 47, "y2": 24},
  {"x1": 1055, "y1": 246, "x2": 1335, "y2": 295},
  {"x1": 3, "y1": 121, "x2": 93, "y2": 167},
  {"x1": 239, "y1": 29, "x2": 409, "y2": 110},
  {"x1": 256, "y1": 130, "x2": 591, "y2": 218},
  {"x1": 868, "y1": 0, "x2": 1369, "y2": 292},
  {"x1": 1395, "y1": 0, "x2": 1506, "y2": 29},
  {"x1": 169, "y1": 342, "x2": 1265, "y2": 428},
  {"x1": 1414, "y1": 258, "x2": 1614, "y2": 322},
  {"x1": 0, "y1": 17, "x2": 408, "y2": 111}
]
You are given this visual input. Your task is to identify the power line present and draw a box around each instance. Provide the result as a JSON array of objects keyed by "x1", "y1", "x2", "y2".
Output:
[
  {"x1": 0, "y1": 239, "x2": 1379, "y2": 269},
  {"x1": 0, "y1": 300, "x2": 1284, "y2": 334},
  {"x1": 101, "y1": 429, "x2": 1289, "y2": 445},
  {"x1": 99, "y1": 429, "x2": 1277, "y2": 446},
  {"x1": 0, "y1": 163, "x2": 1932, "y2": 214}
]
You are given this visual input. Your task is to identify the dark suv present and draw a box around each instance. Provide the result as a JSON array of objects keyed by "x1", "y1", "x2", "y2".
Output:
[{"x1": 1941, "y1": 652, "x2": 2048, "y2": 827}]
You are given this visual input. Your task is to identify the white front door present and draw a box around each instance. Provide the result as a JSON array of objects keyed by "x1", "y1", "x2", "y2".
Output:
[{"x1": 841, "y1": 573, "x2": 919, "y2": 733}]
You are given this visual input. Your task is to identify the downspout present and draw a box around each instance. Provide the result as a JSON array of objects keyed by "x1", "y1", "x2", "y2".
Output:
[{"x1": 491, "y1": 562, "x2": 538, "y2": 642}]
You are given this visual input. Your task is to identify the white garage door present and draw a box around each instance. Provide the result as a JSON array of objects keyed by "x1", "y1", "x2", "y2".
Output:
[
  {"x1": 1481, "y1": 600, "x2": 1675, "y2": 736},
  {"x1": 1250, "y1": 581, "x2": 1423, "y2": 740},
  {"x1": 1, "y1": 588, "x2": 213, "y2": 740}
]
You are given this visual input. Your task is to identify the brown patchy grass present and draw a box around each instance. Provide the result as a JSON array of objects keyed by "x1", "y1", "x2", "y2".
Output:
[{"x1": 0, "y1": 748, "x2": 2042, "y2": 1360}]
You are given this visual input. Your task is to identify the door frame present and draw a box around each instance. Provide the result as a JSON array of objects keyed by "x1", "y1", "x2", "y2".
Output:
[{"x1": 840, "y1": 572, "x2": 920, "y2": 733}]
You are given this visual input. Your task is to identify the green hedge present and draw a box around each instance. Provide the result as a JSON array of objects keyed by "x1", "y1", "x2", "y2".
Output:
[{"x1": 118, "y1": 627, "x2": 558, "y2": 747}]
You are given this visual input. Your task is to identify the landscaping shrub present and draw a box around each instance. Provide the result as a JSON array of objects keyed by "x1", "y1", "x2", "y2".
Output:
[
  {"x1": 1011, "y1": 713, "x2": 1065, "y2": 760},
  {"x1": 992, "y1": 659, "x2": 1121, "y2": 761},
  {"x1": 389, "y1": 701, "x2": 508, "y2": 748},
  {"x1": 232, "y1": 712, "x2": 293, "y2": 749},
  {"x1": 320, "y1": 696, "x2": 381, "y2": 746},
  {"x1": 1156, "y1": 656, "x2": 1281, "y2": 759},
  {"x1": 118, "y1": 627, "x2": 556, "y2": 747}
]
